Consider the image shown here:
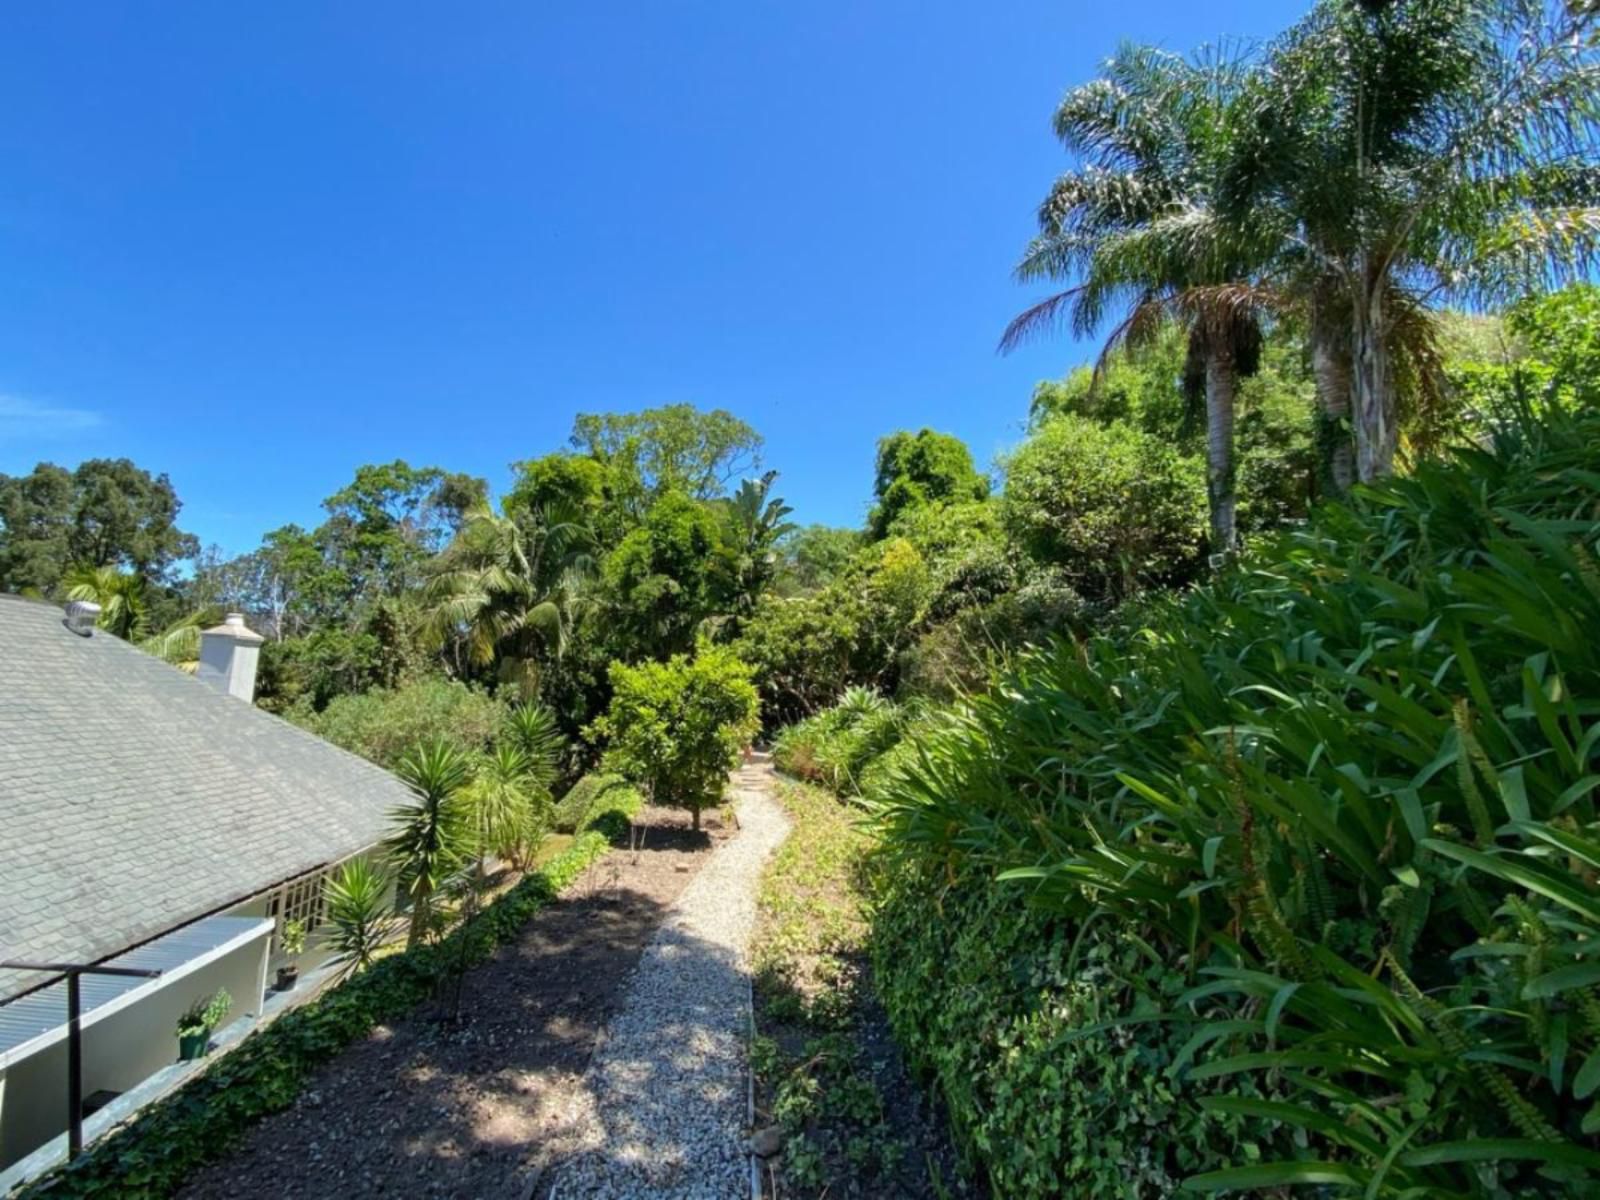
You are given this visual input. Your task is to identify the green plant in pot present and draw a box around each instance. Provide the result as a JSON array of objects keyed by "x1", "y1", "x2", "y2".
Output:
[
  {"x1": 275, "y1": 918, "x2": 307, "y2": 991},
  {"x1": 175, "y1": 988, "x2": 231, "y2": 1062}
]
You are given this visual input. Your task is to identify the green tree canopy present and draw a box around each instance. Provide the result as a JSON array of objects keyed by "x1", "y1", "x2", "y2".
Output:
[
  {"x1": 774, "y1": 524, "x2": 863, "y2": 595},
  {"x1": 601, "y1": 491, "x2": 729, "y2": 659},
  {"x1": 319, "y1": 460, "x2": 487, "y2": 609},
  {"x1": 0, "y1": 457, "x2": 198, "y2": 593},
  {"x1": 587, "y1": 646, "x2": 760, "y2": 830},
  {"x1": 868, "y1": 429, "x2": 990, "y2": 539},
  {"x1": 569, "y1": 404, "x2": 762, "y2": 505},
  {"x1": 1001, "y1": 414, "x2": 1206, "y2": 604}
]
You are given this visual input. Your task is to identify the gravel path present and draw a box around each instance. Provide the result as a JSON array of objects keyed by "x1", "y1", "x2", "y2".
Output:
[{"x1": 542, "y1": 757, "x2": 789, "y2": 1199}]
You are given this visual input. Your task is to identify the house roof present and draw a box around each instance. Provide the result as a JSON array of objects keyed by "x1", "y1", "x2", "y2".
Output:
[{"x1": 0, "y1": 595, "x2": 412, "y2": 1001}]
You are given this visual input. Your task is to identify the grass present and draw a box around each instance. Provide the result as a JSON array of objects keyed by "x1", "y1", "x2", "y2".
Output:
[{"x1": 750, "y1": 781, "x2": 915, "y2": 1196}]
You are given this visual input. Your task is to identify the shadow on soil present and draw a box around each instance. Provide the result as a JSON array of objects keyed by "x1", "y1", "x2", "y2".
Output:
[{"x1": 175, "y1": 809, "x2": 728, "y2": 1200}]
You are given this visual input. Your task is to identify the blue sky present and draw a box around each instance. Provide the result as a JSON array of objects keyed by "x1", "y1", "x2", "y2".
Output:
[{"x1": 0, "y1": 1, "x2": 1295, "y2": 555}]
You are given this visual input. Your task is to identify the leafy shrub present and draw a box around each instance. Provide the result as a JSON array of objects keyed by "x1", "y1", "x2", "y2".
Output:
[
  {"x1": 873, "y1": 865, "x2": 1288, "y2": 1195},
  {"x1": 551, "y1": 771, "x2": 630, "y2": 833},
  {"x1": 872, "y1": 402, "x2": 1600, "y2": 1196},
  {"x1": 294, "y1": 677, "x2": 506, "y2": 768},
  {"x1": 587, "y1": 645, "x2": 760, "y2": 829},
  {"x1": 868, "y1": 429, "x2": 991, "y2": 539},
  {"x1": 774, "y1": 688, "x2": 911, "y2": 797},
  {"x1": 999, "y1": 414, "x2": 1206, "y2": 602},
  {"x1": 734, "y1": 590, "x2": 864, "y2": 726},
  {"x1": 25, "y1": 782, "x2": 642, "y2": 1200}
]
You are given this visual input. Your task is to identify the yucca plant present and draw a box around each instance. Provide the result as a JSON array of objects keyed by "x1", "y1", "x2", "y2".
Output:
[
  {"x1": 386, "y1": 739, "x2": 475, "y2": 948},
  {"x1": 469, "y1": 744, "x2": 550, "y2": 871},
  {"x1": 501, "y1": 702, "x2": 567, "y2": 790},
  {"x1": 321, "y1": 857, "x2": 397, "y2": 975}
]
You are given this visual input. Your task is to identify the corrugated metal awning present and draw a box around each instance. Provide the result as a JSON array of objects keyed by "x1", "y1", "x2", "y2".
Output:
[{"x1": 0, "y1": 915, "x2": 272, "y2": 1066}]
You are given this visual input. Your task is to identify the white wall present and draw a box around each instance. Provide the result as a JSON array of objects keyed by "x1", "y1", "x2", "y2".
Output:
[
  {"x1": 0, "y1": 931, "x2": 269, "y2": 1170},
  {"x1": 225, "y1": 848, "x2": 396, "y2": 979}
]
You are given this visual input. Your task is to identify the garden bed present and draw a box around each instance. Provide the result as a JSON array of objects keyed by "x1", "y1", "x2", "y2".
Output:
[
  {"x1": 172, "y1": 804, "x2": 732, "y2": 1200},
  {"x1": 750, "y1": 780, "x2": 979, "y2": 1199}
]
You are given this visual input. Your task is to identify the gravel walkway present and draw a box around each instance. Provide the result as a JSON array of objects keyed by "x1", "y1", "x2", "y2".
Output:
[{"x1": 542, "y1": 757, "x2": 789, "y2": 1199}]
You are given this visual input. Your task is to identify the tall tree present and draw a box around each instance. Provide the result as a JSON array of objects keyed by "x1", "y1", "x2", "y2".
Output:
[
  {"x1": 569, "y1": 404, "x2": 762, "y2": 506},
  {"x1": 868, "y1": 429, "x2": 990, "y2": 539},
  {"x1": 320, "y1": 461, "x2": 487, "y2": 611},
  {"x1": 1001, "y1": 42, "x2": 1265, "y2": 555},
  {"x1": 601, "y1": 491, "x2": 728, "y2": 659},
  {"x1": 723, "y1": 471, "x2": 797, "y2": 625},
  {"x1": 1227, "y1": 0, "x2": 1600, "y2": 483},
  {"x1": 424, "y1": 501, "x2": 593, "y2": 696},
  {"x1": 0, "y1": 458, "x2": 197, "y2": 593}
]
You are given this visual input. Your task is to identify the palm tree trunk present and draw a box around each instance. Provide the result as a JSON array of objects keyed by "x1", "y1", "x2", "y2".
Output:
[
  {"x1": 1309, "y1": 298, "x2": 1355, "y2": 496},
  {"x1": 1203, "y1": 347, "x2": 1238, "y2": 557},
  {"x1": 1351, "y1": 277, "x2": 1397, "y2": 483}
]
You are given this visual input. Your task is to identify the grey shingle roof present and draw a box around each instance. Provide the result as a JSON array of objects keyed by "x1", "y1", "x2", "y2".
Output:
[{"x1": 0, "y1": 595, "x2": 413, "y2": 1000}]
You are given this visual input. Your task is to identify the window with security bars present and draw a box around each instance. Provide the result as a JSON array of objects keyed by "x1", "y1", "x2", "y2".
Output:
[{"x1": 265, "y1": 869, "x2": 328, "y2": 945}]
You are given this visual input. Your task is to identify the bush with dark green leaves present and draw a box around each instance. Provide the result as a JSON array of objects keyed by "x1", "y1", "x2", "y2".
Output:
[
  {"x1": 872, "y1": 402, "x2": 1600, "y2": 1197},
  {"x1": 292, "y1": 676, "x2": 506, "y2": 768},
  {"x1": 551, "y1": 771, "x2": 632, "y2": 833},
  {"x1": 872, "y1": 863, "x2": 1289, "y2": 1196},
  {"x1": 868, "y1": 429, "x2": 990, "y2": 539},
  {"x1": 999, "y1": 414, "x2": 1206, "y2": 604}
]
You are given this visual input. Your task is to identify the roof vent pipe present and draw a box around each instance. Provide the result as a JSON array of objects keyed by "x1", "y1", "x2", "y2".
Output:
[{"x1": 63, "y1": 600, "x2": 101, "y2": 637}]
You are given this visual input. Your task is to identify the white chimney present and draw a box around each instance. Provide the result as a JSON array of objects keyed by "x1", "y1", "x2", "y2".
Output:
[{"x1": 196, "y1": 612, "x2": 264, "y2": 702}]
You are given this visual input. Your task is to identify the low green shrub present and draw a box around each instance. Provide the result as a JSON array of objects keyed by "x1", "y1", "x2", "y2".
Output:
[
  {"x1": 773, "y1": 687, "x2": 912, "y2": 796},
  {"x1": 291, "y1": 677, "x2": 506, "y2": 768},
  {"x1": 551, "y1": 771, "x2": 630, "y2": 833},
  {"x1": 23, "y1": 782, "x2": 642, "y2": 1200},
  {"x1": 872, "y1": 862, "x2": 1288, "y2": 1195}
]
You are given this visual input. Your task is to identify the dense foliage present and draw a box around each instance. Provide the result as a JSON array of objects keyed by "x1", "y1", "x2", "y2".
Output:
[
  {"x1": 292, "y1": 677, "x2": 507, "y2": 768},
  {"x1": 773, "y1": 688, "x2": 913, "y2": 797},
  {"x1": 588, "y1": 646, "x2": 761, "y2": 828},
  {"x1": 869, "y1": 402, "x2": 1600, "y2": 1195},
  {"x1": 1000, "y1": 414, "x2": 1207, "y2": 603}
]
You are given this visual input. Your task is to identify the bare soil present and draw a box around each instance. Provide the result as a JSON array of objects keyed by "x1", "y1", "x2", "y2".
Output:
[{"x1": 177, "y1": 805, "x2": 732, "y2": 1200}]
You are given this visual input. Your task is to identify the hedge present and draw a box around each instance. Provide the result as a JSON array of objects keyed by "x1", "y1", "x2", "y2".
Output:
[
  {"x1": 551, "y1": 771, "x2": 631, "y2": 833},
  {"x1": 21, "y1": 783, "x2": 642, "y2": 1199}
]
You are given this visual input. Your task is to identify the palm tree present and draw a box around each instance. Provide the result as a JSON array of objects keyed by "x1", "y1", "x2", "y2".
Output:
[
  {"x1": 1226, "y1": 0, "x2": 1600, "y2": 483},
  {"x1": 726, "y1": 471, "x2": 797, "y2": 622},
  {"x1": 502, "y1": 702, "x2": 567, "y2": 790},
  {"x1": 424, "y1": 501, "x2": 593, "y2": 697},
  {"x1": 386, "y1": 739, "x2": 474, "y2": 948},
  {"x1": 64, "y1": 565, "x2": 151, "y2": 640},
  {"x1": 1000, "y1": 43, "x2": 1267, "y2": 555}
]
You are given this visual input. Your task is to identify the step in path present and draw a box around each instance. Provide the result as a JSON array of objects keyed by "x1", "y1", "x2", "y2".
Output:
[{"x1": 540, "y1": 757, "x2": 789, "y2": 1200}]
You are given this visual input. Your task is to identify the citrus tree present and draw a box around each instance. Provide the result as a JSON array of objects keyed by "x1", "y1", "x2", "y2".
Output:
[{"x1": 588, "y1": 646, "x2": 760, "y2": 830}]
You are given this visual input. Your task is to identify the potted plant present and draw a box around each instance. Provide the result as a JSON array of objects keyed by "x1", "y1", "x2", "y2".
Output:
[
  {"x1": 175, "y1": 988, "x2": 231, "y2": 1062},
  {"x1": 275, "y1": 918, "x2": 307, "y2": 991}
]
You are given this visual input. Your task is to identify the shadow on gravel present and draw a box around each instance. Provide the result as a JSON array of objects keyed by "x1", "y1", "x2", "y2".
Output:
[
  {"x1": 538, "y1": 920, "x2": 750, "y2": 1198},
  {"x1": 176, "y1": 806, "x2": 731, "y2": 1200}
]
